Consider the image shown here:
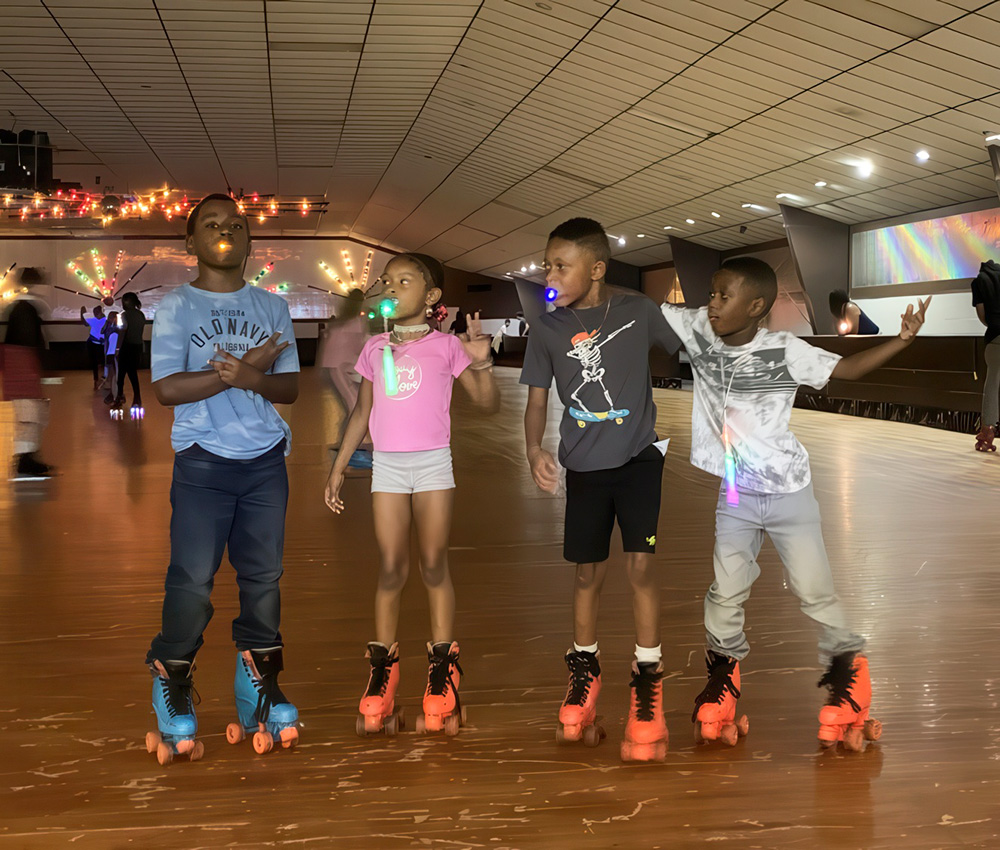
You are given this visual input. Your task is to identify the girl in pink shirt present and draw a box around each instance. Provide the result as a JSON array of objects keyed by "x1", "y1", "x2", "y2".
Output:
[{"x1": 325, "y1": 253, "x2": 498, "y2": 738}]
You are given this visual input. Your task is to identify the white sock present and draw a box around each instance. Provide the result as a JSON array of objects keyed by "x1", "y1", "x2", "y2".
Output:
[
  {"x1": 573, "y1": 641, "x2": 598, "y2": 654},
  {"x1": 635, "y1": 644, "x2": 662, "y2": 664}
]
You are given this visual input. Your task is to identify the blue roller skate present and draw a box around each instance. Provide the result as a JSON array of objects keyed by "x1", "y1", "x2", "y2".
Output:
[
  {"x1": 145, "y1": 659, "x2": 204, "y2": 765},
  {"x1": 225, "y1": 647, "x2": 299, "y2": 753}
]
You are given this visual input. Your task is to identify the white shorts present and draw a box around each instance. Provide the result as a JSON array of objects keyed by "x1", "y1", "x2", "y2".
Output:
[{"x1": 371, "y1": 447, "x2": 455, "y2": 494}]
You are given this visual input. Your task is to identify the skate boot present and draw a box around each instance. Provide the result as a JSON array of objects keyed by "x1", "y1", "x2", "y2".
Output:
[
  {"x1": 357, "y1": 642, "x2": 404, "y2": 736},
  {"x1": 975, "y1": 423, "x2": 997, "y2": 452},
  {"x1": 620, "y1": 661, "x2": 669, "y2": 762},
  {"x1": 556, "y1": 649, "x2": 604, "y2": 746},
  {"x1": 817, "y1": 653, "x2": 882, "y2": 751},
  {"x1": 416, "y1": 641, "x2": 465, "y2": 736},
  {"x1": 692, "y1": 651, "x2": 749, "y2": 746},
  {"x1": 110, "y1": 395, "x2": 125, "y2": 420},
  {"x1": 226, "y1": 647, "x2": 299, "y2": 753},
  {"x1": 145, "y1": 659, "x2": 204, "y2": 765},
  {"x1": 13, "y1": 453, "x2": 53, "y2": 481}
]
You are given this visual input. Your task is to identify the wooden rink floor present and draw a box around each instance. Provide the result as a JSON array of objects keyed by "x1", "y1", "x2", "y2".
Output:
[{"x1": 2, "y1": 367, "x2": 999, "y2": 849}]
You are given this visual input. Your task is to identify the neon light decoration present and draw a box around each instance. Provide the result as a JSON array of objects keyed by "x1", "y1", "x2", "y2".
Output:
[{"x1": 852, "y1": 207, "x2": 1000, "y2": 288}]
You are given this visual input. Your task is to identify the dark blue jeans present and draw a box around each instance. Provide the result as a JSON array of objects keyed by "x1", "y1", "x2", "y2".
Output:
[{"x1": 146, "y1": 441, "x2": 288, "y2": 663}]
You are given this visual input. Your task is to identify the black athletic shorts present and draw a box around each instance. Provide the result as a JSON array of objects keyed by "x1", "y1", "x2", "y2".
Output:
[{"x1": 563, "y1": 443, "x2": 665, "y2": 564}]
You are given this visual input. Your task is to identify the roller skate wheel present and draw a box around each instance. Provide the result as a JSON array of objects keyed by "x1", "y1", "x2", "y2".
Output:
[
  {"x1": 226, "y1": 723, "x2": 245, "y2": 745},
  {"x1": 459, "y1": 705, "x2": 467, "y2": 725},
  {"x1": 279, "y1": 727, "x2": 299, "y2": 749},
  {"x1": 583, "y1": 724, "x2": 603, "y2": 748},
  {"x1": 253, "y1": 730, "x2": 274, "y2": 754},
  {"x1": 156, "y1": 742, "x2": 174, "y2": 765},
  {"x1": 843, "y1": 727, "x2": 865, "y2": 752},
  {"x1": 444, "y1": 712, "x2": 461, "y2": 737},
  {"x1": 864, "y1": 718, "x2": 882, "y2": 741},
  {"x1": 189, "y1": 741, "x2": 205, "y2": 762},
  {"x1": 384, "y1": 712, "x2": 399, "y2": 737},
  {"x1": 620, "y1": 740, "x2": 667, "y2": 763},
  {"x1": 415, "y1": 714, "x2": 426, "y2": 734},
  {"x1": 720, "y1": 724, "x2": 739, "y2": 747},
  {"x1": 557, "y1": 723, "x2": 580, "y2": 744},
  {"x1": 737, "y1": 715, "x2": 750, "y2": 737},
  {"x1": 175, "y1": 738, "x2": 196, "y2": 756},
  {"x1": 396, "y1": 707, "x2": 406, "y2": 731},
  {"x1": 693, "y1": 722, "x2": 705, "y2": 745},
  {"x1": 145, "y1": 731, "x2": 161, "y2": 754},
  {"x1": 364, "y1": 713, "x2": 383, "y2": 734},
  {"x1": 356, "y1": 715, "x2": 368, "y2": 738}
]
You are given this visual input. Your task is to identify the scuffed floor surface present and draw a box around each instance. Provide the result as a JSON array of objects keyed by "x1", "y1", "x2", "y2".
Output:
[{"x1": 2, "y1": 368, "x2": 998, "y2": 849}]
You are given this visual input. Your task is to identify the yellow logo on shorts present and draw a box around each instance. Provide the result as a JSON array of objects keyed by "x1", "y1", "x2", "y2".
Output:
[{"x1": 646, "y1": 535, "x2": 656, "y2": 546}]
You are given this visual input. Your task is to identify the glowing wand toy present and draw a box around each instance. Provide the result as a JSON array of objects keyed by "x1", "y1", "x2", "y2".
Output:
[
  {"x1": 723, "y1": 426, "x2": 739, "y2": 507},
  {"x1": 378, "y1": 297, "x2": 399, "y2": 396}
]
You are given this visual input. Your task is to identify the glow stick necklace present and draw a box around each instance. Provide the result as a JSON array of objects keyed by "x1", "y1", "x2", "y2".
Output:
[{"x1": 383, "y1": 323, "x2": 430, "y2": 396}]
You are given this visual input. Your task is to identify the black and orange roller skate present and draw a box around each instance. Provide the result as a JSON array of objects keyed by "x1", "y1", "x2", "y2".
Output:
[
  {"x1": 556, "y1": 649, "x2": 605, "y2": 747},
  {"x1": 357, "y1": 642, "x2": 404, "y2": 737},
  {"x1": 620, "y1": 661, "x2": 668, "y2": 763},
  {"x1": 416, "y1": 641, "x2": 465, "y2": 736},
  {"x1": 692, "y1": 651, "x2": 749, "y2": 746},
  {"x1": 145, "y1": 659, "x2": 204, "y2": 765},
  {"x1": 817, "y1": 653, "x2": 882, "y2": 752}
]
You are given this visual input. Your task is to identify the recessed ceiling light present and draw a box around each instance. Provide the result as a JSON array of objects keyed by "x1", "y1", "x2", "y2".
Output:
[
  {"x1": 637, "y1": 233, "x2": 645, "y2": 238},
  {"x1": 663, "y1": 225, "x2": 673, "y2": 230},
  {"x1": 814, "y1": 181, "x2": 827, "y2": 188},
  {"x1": 741, "y1": 203, "x2": 765, "y2": 211},
  {"x1": 856, "y1": 159, "x2": 873, "y2": 178},
  {"x1": 521, "y1": 266, "x2": 527, "y2": 273},
  {"x1": 685, "y1": 218, "x2": 695, "y2": 224},
  {"x1": 711, "y1": 211, "x2": 721, "y2": 218},
  {"x1": 529, "y1": 262, "x2": 537, "y2": 270},
  {"x1": 986, "y1": 133, "x2": 1000, "y2": 143},
  {"x1": 617, "y1": 236, "x2": 626, "y2": 246},
  {"x1": 916, "y1": 150, "x2": 930, "y2": 161},
  {"x1": 776, "y1": 193, "x2": 790, "y2": 199}
]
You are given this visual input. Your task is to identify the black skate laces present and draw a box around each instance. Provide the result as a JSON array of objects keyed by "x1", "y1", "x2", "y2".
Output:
[
  {"x1": 365, "y1": 652, "x2": 397, "y2": 697},
  {"x1": 159, "y1": 671, "x2": 200, "y2": 717},
  {"x1": 691, "y1": 657, "x2": 740, "y2": 722},
  {"x1": 246, "y1": 656, "x2": 289, "y2": 724},
  {"x1": 427, "y1": 648, "x2": 463, "y2": 708},
  {"x1": 630, "y1": 664, "x2": 662, "y2": 722},
  {"x1": 564, "y1": 652, "x2": 599, "y2": 706},
  {"x1": 817, "y1": 654, "x2": 862, "y2": 712}
]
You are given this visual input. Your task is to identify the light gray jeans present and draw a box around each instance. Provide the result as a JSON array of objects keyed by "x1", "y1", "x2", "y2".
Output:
[
  {"x1": 706, "y1": 482, "x2": 865, "y2": 663},
  {"x1": 983, "y1": 338, "x2": 1000, "y2": 427}
]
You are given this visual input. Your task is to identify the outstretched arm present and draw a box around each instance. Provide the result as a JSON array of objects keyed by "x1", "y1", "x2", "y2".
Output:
[{"x1": 831, "y1": 297, "x2": 930, "y2": 381}]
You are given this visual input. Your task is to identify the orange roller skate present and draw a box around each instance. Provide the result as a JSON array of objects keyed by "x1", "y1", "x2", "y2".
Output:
[
  {"x1": 975, "y1": 423, "x2": 997, "y2": 452},
  {"x1": 620, "y1": 661, "x2": 668, "y2": 763},
  {"x1": 556, "y1": 649, "x2": 605, "y2": 747},
  {"x1": 817, "y1": 653, "x2": 882, "y2": 752},
  {"x1": 416, "y1": 641, "x2": 465, "y2": 736},
  {"x1": 357, "y1": 642, "x2": 404, "y2": 737},
  {"x1": 692, "y1": 651, "x2": 748, "y2": 746}
]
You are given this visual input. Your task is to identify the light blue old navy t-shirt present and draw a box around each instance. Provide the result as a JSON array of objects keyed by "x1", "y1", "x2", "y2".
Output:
[{"x1": 151, "y1": 283, "x2": 299, "y2": 459}]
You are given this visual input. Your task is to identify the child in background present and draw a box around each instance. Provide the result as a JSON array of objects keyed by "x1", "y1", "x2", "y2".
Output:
[
  {"x1": 319, "y1": 286, "x2": 373, "y2": 468},
  {"x1": 661, "y1": 257, "x2": 928, "y2": 750},
  {"x1": 103, "y1": 311, "x2": 120, "y2": 407},
  {"x1": 325, "y1": 253, "x2": 498, "y2": 738}
]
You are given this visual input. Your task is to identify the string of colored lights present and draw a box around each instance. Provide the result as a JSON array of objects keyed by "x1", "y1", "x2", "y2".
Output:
[
  {"x1": 0, "y1": 189, "x2": 328, "y2": 226},
  {"x1": 0, "y1": 262, "x2": 17, "y2": 300}
]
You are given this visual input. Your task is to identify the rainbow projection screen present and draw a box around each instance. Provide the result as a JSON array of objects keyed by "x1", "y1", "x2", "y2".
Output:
[{"x1": 851, "y1": 207, "x2": 1000, "y2": 289}]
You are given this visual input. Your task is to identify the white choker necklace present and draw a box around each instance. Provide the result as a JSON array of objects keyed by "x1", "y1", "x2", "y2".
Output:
[{"x1": 392, "y1": 323, "x2": 429, "y2": 335}]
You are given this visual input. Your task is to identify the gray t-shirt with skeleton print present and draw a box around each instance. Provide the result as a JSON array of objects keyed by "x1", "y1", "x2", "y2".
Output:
[
  {"x1": 520, "y1": 293, "x2": 679, "y2": 472},
  {"x1": 661, "y1": 304, "x2": 841, "y2": 494}
]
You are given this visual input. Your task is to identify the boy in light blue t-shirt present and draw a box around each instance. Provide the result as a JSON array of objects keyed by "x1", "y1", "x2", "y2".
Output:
[{"x1": 143, "y1": 194, "x2": 301, "y2": 764}]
